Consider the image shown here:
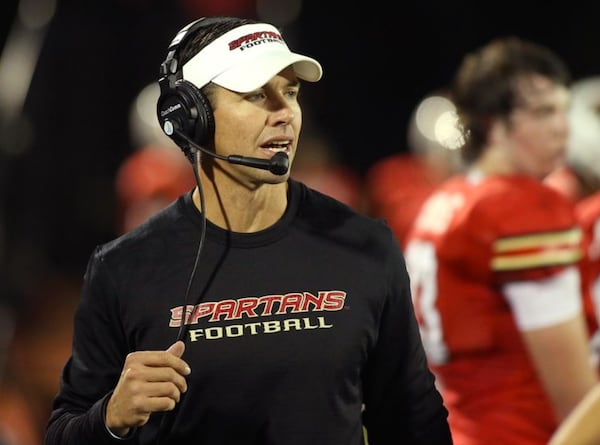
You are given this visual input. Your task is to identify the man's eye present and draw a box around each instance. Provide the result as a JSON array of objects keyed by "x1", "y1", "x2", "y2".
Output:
[{"x1": 246, "y1": 92, "x2": 266, "y2": 101}]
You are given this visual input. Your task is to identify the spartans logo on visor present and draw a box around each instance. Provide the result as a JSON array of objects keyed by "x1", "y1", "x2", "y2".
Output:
[{"x1": 182, "y1": 23, "x2": 322, "y2": 93}]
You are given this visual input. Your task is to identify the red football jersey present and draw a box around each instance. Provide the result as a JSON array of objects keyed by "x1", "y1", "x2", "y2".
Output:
[{"x1": 405, "y1": 173, "x2": 583, "y2": 445}]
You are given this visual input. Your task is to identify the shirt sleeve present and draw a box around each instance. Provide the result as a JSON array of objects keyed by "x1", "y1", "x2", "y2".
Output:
[
  {"x1": 361, "y1": 228, "x2": 452, "y2": 444},
  {"x1": 504, "y1": 266, "x2": 583, "y2": 331},
  {"x1": 45, "y1": 247, "x2": 133, "y2": 445}
]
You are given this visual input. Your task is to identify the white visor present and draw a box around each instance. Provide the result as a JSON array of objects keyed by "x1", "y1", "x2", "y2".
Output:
[{"x1": 181, "y1": 23, "x2": 322, "y2": 93}]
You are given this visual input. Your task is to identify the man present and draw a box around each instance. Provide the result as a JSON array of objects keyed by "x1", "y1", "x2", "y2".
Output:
[
  {"x1": 404, "y1": 37, "x2": 598, "y2": 444},
  {"x1": 45, "y1": 16, "x2": 452, "y2": 444},
  {"x1": 545, "y1": 76, "x2": 600, "y2": 351}
]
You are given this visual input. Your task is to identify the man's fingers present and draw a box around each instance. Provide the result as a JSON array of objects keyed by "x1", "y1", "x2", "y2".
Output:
[
  {"x1": 125, "y1": 346, "x2": 191, "y2": 376},
  {"x1": 166, "y1": 341, "x2": 191, "y2": 375},
  {"x1": 107, "y1": 345, "x2": 191, "y2": 432},
  {"x1": 166, "y1": 340, "x2": 185, "y2": 358},
  {"x1": 122, "y1": 364, "x2": 189, "y2": 393},
  {"x1": 143, "y1": 368, "x2": 189, "y2": 394},
  {"x1": 129, "y1": 380, "x2": 186, "y2": 401},
  {"x1": 145, "y1": 395, "x2": 180, "y2": 413}
]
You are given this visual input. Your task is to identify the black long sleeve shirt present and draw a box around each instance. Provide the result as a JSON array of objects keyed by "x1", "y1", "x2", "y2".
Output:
[{"x1": 45, "y1": 179, "x2": 452, "y2": 445}]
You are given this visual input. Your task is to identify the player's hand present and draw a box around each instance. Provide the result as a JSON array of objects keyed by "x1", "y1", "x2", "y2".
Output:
[{"x1": 105, "y1": 341, "x2": 191, "y2": 437}]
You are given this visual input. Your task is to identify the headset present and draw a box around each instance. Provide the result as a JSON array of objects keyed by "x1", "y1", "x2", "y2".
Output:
[
  {"x1": 156, "y1": 17, "x2": 229, "y2": 160},
  {"x1": 155, "y1": 17, "x2": 289, "y2": 175}
]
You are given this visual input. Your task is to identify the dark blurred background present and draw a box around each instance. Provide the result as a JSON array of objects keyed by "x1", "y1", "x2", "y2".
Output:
[
  {"x1": 2, "y1": 1, "x2": 600, "y2": 442},
  {"x1": 2, "y1": 0, "x2": 600, "y2": 306}
]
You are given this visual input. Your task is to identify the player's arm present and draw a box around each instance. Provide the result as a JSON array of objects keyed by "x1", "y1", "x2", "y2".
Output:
[
  {"x1": 523, "y1": 314, "x2": 596, "y2": 419},
  {"x1": 505, "y1": 266, "x2": 598, "y2": 420}
]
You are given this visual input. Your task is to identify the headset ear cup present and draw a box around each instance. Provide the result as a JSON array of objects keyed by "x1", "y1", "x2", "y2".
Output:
[
  {"x1": 179, "y1": 80, "x2": 215, "y2": 146},
  {"x1": 156, "y1": 80, "x2": 215, "y2": 161}
]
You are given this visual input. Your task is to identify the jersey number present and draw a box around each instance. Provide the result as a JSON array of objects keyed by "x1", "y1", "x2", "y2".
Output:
[{"x1": 405, "y1": 240, "x2": 449, "y2": 364}]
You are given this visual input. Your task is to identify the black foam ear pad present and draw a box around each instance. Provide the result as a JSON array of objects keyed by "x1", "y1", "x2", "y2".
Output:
[
  {"x1": 157, "y1": 78, "x2": 215, "y2": 159},
  {"x1": 156, "y1": 17, "x2": 228, "y2": 160}
]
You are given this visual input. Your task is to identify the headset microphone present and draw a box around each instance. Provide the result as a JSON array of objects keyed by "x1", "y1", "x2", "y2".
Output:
[
  {"x1": 166, "y1": 122, "x2": 290, "y2": 175},
  {"x1": 227, "y1": 153, "x2": 289, "y2": 175}
]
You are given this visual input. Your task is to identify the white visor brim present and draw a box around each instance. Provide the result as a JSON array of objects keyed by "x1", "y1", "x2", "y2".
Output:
[{"x1": 182, "y1": 23, "x2": 322, "y2": 93}]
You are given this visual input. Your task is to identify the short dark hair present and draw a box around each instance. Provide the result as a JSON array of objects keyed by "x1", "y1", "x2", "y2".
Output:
[{"x1": 451, "y1": 36, "x2": 571, "y2": 163}]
